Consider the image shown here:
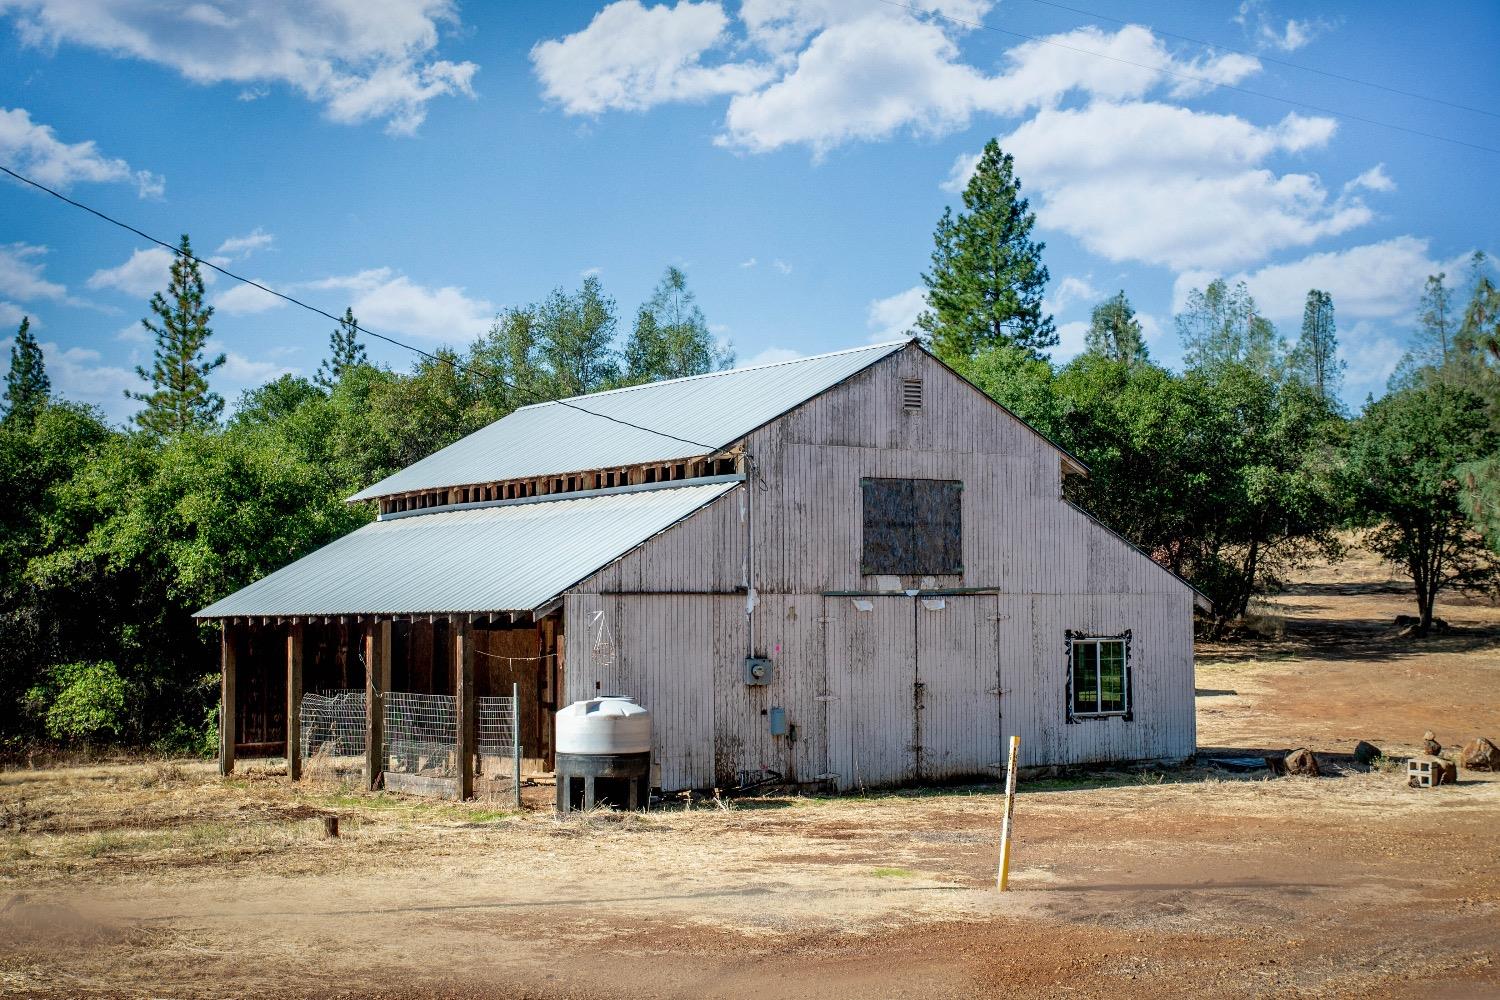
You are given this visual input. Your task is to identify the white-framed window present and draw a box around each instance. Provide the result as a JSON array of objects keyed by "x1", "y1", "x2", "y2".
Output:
[{"x1": 1069, "y1": 634, "x2": 1129, "y2": 717}]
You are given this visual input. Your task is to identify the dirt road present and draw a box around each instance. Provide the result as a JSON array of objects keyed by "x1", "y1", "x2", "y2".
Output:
[{"x1": 3, "y1": 553, "x2": 1498, "y2": 999}]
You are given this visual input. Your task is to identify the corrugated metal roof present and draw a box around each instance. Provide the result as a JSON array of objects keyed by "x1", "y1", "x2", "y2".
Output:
[
  {"x1": 193, "y1": 480, "x2": 739, "y2": 619},
  {"x1": 348, "y1": 339, "x2": 911, "y2": 502}
]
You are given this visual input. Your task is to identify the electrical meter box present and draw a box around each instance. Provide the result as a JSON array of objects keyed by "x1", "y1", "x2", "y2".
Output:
[{"x1": 744, "y1": 656, "x2": 774, "y2": 686}]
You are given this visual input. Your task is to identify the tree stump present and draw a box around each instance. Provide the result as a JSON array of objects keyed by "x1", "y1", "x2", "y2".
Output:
[
  {"x1": 1283, "y1": 748, "x2": 1321, "y2": 777},
  {"x1": 1353, "y1": 741, "x2": 1381, "y2": 766},
  {"x1": 321, "y1": 815, "x2": 340, "y2": 838}
]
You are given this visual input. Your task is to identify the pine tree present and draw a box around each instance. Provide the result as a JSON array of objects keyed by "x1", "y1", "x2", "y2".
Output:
[
  {"x1": 3, "y1": 316, "x2": 50, "y2": 426},
  {"x1": 1084, "y1": 291, "x2": 1148, "y2": 364},
  {"x1": 127, "y1": 234, "x2": 225, "y2": 435},
  {"x1": 1417, "y1": 272, "x2": 1454, "y2": 366},
  {"x1": 624, "y1": 266, "x2": 732, "y2": 383},
  {"x1": 1457, "y1": 252, "x2": 1499, "y2": 364},
  {"x1": 315, "y1": 307, "x2": 368, "y2": 390},
  {"x1": 1291, "y1": 289, "x2": 1343, "y2": 404},
  {"x1": 917, "y1": 139, "x2": 1055, "y2": 361}
]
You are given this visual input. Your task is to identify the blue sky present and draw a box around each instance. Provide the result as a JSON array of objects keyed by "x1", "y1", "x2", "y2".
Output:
[{"x1": 1, "y1": 0, "x2": 1496, "y2": 423}]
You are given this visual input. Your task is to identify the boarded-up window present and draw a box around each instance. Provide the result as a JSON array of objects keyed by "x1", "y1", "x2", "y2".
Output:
[{"x1": 860, "y1": 478, "x2": 962, "y2": 576}]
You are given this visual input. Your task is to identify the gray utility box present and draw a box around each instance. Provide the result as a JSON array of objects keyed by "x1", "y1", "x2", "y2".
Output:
[{"x1": 744, "y1": 657, "x2": 774, "y2": 686}]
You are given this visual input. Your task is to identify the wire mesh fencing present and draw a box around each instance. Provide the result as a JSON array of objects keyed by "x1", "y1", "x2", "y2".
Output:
[
  {"x1": 299, "y1": 689, "x2": 366, "y2": 783},
  {"x1": 383, "y1": 691, "x2": 458, "y2": 780},
  {"x1": 477, "y1": 687, "x2": 521, "y2": 805}
]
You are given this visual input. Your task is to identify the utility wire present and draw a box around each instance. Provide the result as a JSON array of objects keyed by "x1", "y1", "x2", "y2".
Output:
[
  {"x1": 1013, "y1": 0, "x2": 1500, "y2": 121},
  {"x1": 0, "y1": 163, "x2": 720, "y2": 453},
  {"x1": 879, "y1": 0, "x2": 1500, "y2": 156}
]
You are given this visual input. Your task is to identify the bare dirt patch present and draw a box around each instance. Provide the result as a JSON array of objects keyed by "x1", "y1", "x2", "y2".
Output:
[{"x1": 4, "y1": 546, "x2": 1500, "y2": 998}]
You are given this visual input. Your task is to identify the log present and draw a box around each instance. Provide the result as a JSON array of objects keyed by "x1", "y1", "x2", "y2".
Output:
[{"x1": 1283, "y1": 748, "x2": 1321, "y2": 777}]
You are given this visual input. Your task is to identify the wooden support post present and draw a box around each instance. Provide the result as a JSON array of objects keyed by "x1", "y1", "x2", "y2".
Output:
[
  {"x1": 455, "y1": 621, "x2": 475, "y2": 801},
  {"x1": 997, "y1": 735, "x2": 1021, "y2": 891},
  {"x1": 219, "y1": 623, "x2": 236, "y2": 776},
  {"x1": 286, "y1": 624, "x2": 304, "y2": 782},
  {"x1": 365, "y1": 620, "x2": 390, "y2": 791}
]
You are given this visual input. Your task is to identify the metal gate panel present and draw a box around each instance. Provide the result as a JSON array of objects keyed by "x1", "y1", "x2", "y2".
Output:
[{"x1": 916, "y1": 595, "x2": 1001, "y2": 780}]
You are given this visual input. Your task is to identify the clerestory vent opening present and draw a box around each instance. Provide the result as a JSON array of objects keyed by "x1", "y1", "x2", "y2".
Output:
[{"x1": 901, "y1": 377, "x2": 924, "y2": 411}]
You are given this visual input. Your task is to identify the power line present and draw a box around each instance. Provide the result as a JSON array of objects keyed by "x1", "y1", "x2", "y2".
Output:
[
  {"x1": 1013, "y1": 0, "x2": 1500, "y2": 121},
  {"x1": 879, "y1": 0, "x2": 1500, "y2": 156},
  {"x1": 0, "y1": 163, "x2": 720, "y2": 453}
]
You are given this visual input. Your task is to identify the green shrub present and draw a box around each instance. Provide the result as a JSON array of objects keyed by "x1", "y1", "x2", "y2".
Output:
[{"x1": 28, "y1": 661, "x2": 128, "y2": 742}]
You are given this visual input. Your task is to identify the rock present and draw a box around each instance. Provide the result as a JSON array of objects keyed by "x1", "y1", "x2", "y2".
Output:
[
  {"x1": 1422, "y1": 731, "x2": 1443, "y2": 756},
  {"x1": 1283, "y1": 748, "x2": 1321, "y2": 777},
  {"x1": 1353, "y1": 741, "x2": 1382, "y2": 765},
  {"x1": 1461, "y1": 737, "x2": 1500, "y2": 772}
]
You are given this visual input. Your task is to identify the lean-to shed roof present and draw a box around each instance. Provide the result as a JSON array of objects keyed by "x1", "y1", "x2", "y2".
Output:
[
  {"x1": 193, "y1": 479, "x2": 739, "y2": 619},
  {"x1": 348, "y1": 340, "x2": 911, "y2": 502}
]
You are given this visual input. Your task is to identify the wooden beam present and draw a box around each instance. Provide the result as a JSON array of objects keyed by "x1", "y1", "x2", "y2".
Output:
[
  {"x1": 219, "y1": 623, "x2": 236, "y2": 776},
  {"x1": 286, "y1": 623, "x2": 304, "y2": 782},
  {"x1": 364, "y1": 620, "x2": 391, "y2": 791},
  {"x1": 454, "y1": 620, "x2": 475, "y2": 801}
]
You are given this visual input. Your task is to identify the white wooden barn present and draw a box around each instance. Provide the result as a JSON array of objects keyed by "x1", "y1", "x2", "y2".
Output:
[{"x1": 197, "y1": 339, "x2": 1204, "y2": 795}]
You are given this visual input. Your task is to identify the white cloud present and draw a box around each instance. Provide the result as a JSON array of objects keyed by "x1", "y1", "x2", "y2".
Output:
[
  {"x1": 866, "y1": 285, "x2": 926, "y2": 342},
  {"x1": 1339, "y1": 320, "x2": 1403, "y2": 398},
  {"x1": 114, "y1": 322, "x2": 148, "y2": 344},
  {"x1": 1001, "y1": 102, "x2": 1371, "y2": 270},
  {"x1": 0, "y1": 301, "x2": 29, "y2": 327},
  {"x1": 215, "y1": 228, "x2": 275, "y2": 259},
  {"x1": 1051, "y1": 319, "x2": 1089, "y2": 360},
  {"x1": 739, "y1": 257, "x2": 757, "y2": 268},
  {"x1": 0, "y1": 243, "x2": 67, "y2": 302},
  {"x1": 0, "y1": 106, "x2": 162, "y2": 196},
  {"x1": 1236, "y1": 2, "x2": 1326, "y2": 53},
  {"x1": 1222, "y1": 236, "x2": 1461, "y2": 323},
  {"x1": 39, "y1": 340, "x2": 142, "y2": 418},
  {"x1": 307, "y1": 267, "x2": 493, "y2": 340},
  {"x1": 221, "y1": 350, "x2": 295, "y2": 384},
  {"x1": 771, "y1": 258, "x2": 792, "y2": 274},
  {"x1": 531, "y1": 0, "x2": 770, "y2": 114},
  {"x1": 1046, "y1": 275, "x2": 1099, "y2": 316},
  {"x1": 743, "y1": 345, "x2": 803, "y2": 366},
  {"x1": 717, "y1": 20, "x2": 1259, "y2": 155},
  {"x1": 86, "y1": 247, "x2": 204, "y2": 298},
  {"x1": 214, "y1": 281, "x2": 285, "y2": 316},
  {"x1": 1345, "y1": 164, "x2": 1395, "y2": 194},
  {"x1": 3, "y1": 1, "x2": 477, "y2": 134}
]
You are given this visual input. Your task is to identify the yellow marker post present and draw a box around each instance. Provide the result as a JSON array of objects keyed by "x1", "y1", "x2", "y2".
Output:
[{"x1": 997, "y1": 735, "x2": 1021, "y2": 891}]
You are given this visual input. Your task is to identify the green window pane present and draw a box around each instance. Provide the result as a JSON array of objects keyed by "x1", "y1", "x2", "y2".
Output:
[
  {"x1": 1099, "y1": 641, "x2": 1126, "y2": 713},
  {"x1": 1072, "y1": 641, "x2": 1099, "y2": 713}
]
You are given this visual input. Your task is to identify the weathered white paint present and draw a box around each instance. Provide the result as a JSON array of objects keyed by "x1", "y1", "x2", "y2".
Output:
[{"x1": 564, "y1": 345, "x2": 1197, "y2": 791}]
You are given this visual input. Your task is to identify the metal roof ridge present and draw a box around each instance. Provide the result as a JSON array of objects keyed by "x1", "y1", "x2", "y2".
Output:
[{"x1": 512, "y1": 337, "x2": 916, "y2": 410}]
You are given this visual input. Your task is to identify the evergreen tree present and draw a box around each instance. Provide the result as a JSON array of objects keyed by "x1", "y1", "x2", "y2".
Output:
[
  {"x1": 1084, "y1": 291, "x2": 1148, "y2": 364},
  {"x1": 1176, "y1": 278, "x2": 1282, "y2": 375},
  {"x1": 537, "y1": 274, "x2": 620, "y2": 397},
  {"x1": 1291, "y1": 289, "x2": 1343, "y2": 404},
  {"x1": 315, "y1": 307, "x2": 367, "y2": 390},
  {"x1": 1416, "y1": 272, "x2": 1455, "y2": 366},
  {"x1": 624, "y1": 266, "x2": 732, "y2": 383},
  {"x1": 1456, "y1": 252, "x2": 1500, "y2": 364},
  {"x1": 127, "y1": 235, "x2": 225, "y2": 435},
  {"x1": 916, "y1": 139, "x2": 1055, "y2": 361},
  {"x1": 3, "y1": 316, "x2": 50, "y2": 426}
]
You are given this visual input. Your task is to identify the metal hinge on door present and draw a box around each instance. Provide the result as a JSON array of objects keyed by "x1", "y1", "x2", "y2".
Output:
[
  {"x1": 987, "y1": 614, "x2": 1012, "y2": 621},
  {"x1": 987, "y1": 687, "x2": 1002, "y2": 696},
  {"x1": 815, "y1": 693, "x2": 837, "y2": 702}
]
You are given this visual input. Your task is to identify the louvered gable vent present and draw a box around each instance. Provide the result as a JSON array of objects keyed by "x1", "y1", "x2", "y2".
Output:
[{"x1": 901, "y1": 377, "x2": 923, "y2": 410}]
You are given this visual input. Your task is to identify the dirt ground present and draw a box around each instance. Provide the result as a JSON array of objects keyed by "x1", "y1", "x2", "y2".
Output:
[{"x1": 3, "y1": 548, "x2": 1499, "y2": 999}]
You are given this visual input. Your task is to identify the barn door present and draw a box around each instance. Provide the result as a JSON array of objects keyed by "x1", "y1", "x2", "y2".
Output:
[
  {"x1": 823, "y1": 595, "x2": 916, "y2": 790},
  {"x1": 915, "y1": 595, "x2": 1002, "y2": 780}
]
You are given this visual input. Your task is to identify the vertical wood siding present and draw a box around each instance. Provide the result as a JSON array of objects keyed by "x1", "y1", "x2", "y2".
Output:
[{"x1": 566, "y1": 345, "x2": 1197, "y2": 791}]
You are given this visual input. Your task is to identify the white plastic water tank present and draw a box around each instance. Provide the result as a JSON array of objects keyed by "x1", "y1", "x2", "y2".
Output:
[{"x1": 555, "y1": 695, "x2": 652, "y2": 755}]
